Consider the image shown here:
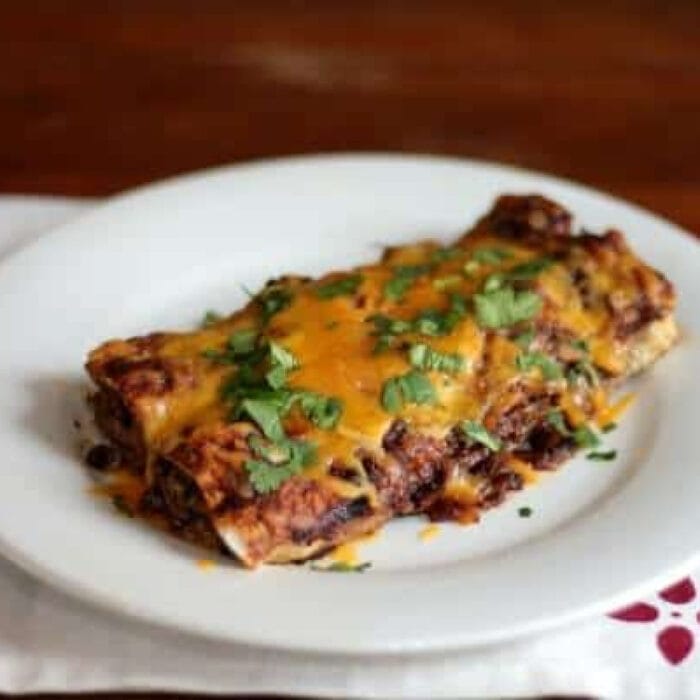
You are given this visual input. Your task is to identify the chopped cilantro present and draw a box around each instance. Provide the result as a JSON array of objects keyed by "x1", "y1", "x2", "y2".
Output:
[
  {"x1": 384, "y1": 264, "x2": 432, "y2": 301},
  {"x1": 201, "y1": 310, "x2": 222, "y2": 327},
  {"x1": 601, "y1": 422, "x2": 618, "y2": 433},
  {"x1": 269, "y1": 342, "x2": 297, "y2": 370},
  {"x1": 481, "y1": 258, "x2": 553, "y2": 294},
  {"x1": 474, "y1": 286, "x2": 542, "y2": 329},
  {"x1": 311, "y1": 561, "x2": 372, "y2": 573},
  {"x1": 368, "y1": 296, "x2": 467, "y2": 350},
  {"x1": 430, "y1": 247, "x2": 462, "y2": 263},
  {"x1": 408, "y1": 343, "x2": 465, "y2": 375},
  {"x1": 316, "y1": 274, "x2": 364, "y2": 299},
  {"x1": 264, "y1": 365, "x2": 288, "y2": 390},
  {"x1": 372, "y1": 333, "x2": 395, "y2": 354},
  {"x1": 413, "y1": 297, "x2": 467, "y2": 336},
  {"x1": 228, "y1": 328, "x2": 258, "y2": 355},
  {"x1": 245, "y1": 435, "x2": 316, "y2": 494},
  {"x1": 200, "y1": 348, "x2": 228, "y2": 362},
  {"x1": 216, "y1": 329, "x2": 343, "y2": 495},
  {"x1": 518, "y1": 506, "x2": 533, "y2": 518},
  {"x1": 367, "y1": 314, "x2": 413, "y2": 336},
  {"x1": 572, "y1": 425, "x2": 601, "y2": 449},
  {"x1": 546, "y1": 409, "x2": 570, "y2": 436},
  {"x1": 463, "y1": 259, "x2": 480, "y2": 276},
  {"x1": 483, "y1": 273, "x2": 506, "y2": 292},
  {"x1": 516, "y1": 351, "x2": 563, "y2": 380},
  {"x1": 459, "y1": 420, "x2": 502, "y2": 452},
  {"x1": 413, "y1": 309, "x2": 446, "y2": 336},
  {"x1": 395, "y1": 370, "x2": 436, "y2": 406},
  {"x1": 381, "y1": 377, "x2": 403, "y2": 413},
  {"x1": 506, "y1": 257, "x2": 554, "y2": 279},
  {"x1": 299, "y1": 392, "x2": 343, "y2": 429},
  {"x1": 514, "y1": 326, "x2": 536, "y2": 350},
  {"x1": 473, "y1": 247, "x2": 512, "y2": 265},
  {"x1": 256, "y1": 285, "x2": 293, "y2": 324},
  {"x1": 570, "y1": 338, "x2": 589, "y2": 353},
  {"x1": 587, "y1": 449, "x2": 617, "y2": 462},
  {"x1": 433, "y1": 275, "x2": 462, "y2": 291},
  {"x1": 201, "y1": 328, "x2": 261, "y2": 365},
  {"x1": 381, "y1": 370, "x2": 437, "y2": 413},
  {"x1": 567, "y1": 360, "x2": 600, "y2": 387},
  {"x1": 111, "y1": 495, "x2": 134, "y2": 518},
  {"x1": 240, "y1": 398, "x2": 286, "y2": 442}
]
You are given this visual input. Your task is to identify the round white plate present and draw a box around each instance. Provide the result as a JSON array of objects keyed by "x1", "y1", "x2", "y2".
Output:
[{"x1": 0, "y1": 154, "x2": 698, "y2": 655}]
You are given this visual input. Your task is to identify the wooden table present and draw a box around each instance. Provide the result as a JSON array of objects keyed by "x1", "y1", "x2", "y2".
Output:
[{"x1": 0, "y1": 1, "x2": 697, "y2": 699}]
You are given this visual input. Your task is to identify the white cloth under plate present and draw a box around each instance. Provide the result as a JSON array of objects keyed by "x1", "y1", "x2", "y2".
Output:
[{"x1": 0, "y1": 195, "x2": 698, "y2": 700}]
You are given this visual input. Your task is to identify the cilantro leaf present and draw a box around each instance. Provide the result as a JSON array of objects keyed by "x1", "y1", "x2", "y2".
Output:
[
  {"x1": 518, "y1": 506, "x2": 533, "y2": 518},
  {"x1": 381, "y1": 370, "x2": 437, "y2": 413},
  {"x1": 367, "y1": 314, "x2": 413, "y2": 336},
  {"x1": 256, "y1": 285, "x2": 293, "y2": 324},
  {"x1": 430, "y1": 247, "x2": 462, "y2": 263},
  {"x1": 506, "y1": 257, "x2": 554, "y2": 279},
  {"x1": 201, "y1": 310, "x2": 222, "y2": 327},
  {"x1": 474, "y1": 287, "x2": 542, "y2": 329},
  {"x1": 473, "y1": 248, "x2": 512, "y2": 265},
  {"x1": 546, "y1": 409, "x2": 570, "y2": 436},
  {"x1": 239, "y1": 398, "x2": 286, "y2": 442},
  {"x1": 311, "y1": 561, "x2": 372, "y2": 573},
  {"x1": 463, "y1": 259, "x2": 480, "y2": 276},
  {"x1": 368, "y1": 296, "x2": 467, "y2": 350},
  {"x1": 228, "y1": 328, "x2": 258, "y2": 355},
  {"x1": 265, "y1": 365, "x2": 289, "y2": 390},
  {"x1": 482, "y1": 258, "x2": 553, "y2": 294},
  {"x1": 111, "y1": 495, "x2": 134, "y2": 518},
  {"x1": 412, "y1": 309, "x2": 446, "y2": 336},
  {"x1": 570, "y1": 338, "x2": 589, "y2": 353},
  {"x1": 316, "y1": 274, "x2": 364, "y2": 299},
  {"x1": 459, "y1": 420, "x2": 502, "y2": 451},
  {"x1": 381, "y1": 377, "x2": 403, "y2": 413},
  {"x1": 601, "y1": 422, "x2": 617, "y2": 433},
  {"x1": 269, "y1": 341, "x2": 298, "y2": 370},
  {"x1": 408, "y1": 343, "x2": 465, "y2": 375},
  {"x1": 245, "y1": 437, "x2": 316, "y2": 494},
  {"x1": 400, "y1": 370, "x2": 437, "y2": 404},
  {"x1": 433, "y1": 275, "x2": 462, "y2": 291},
  {"x1": 514, "y1": 326, "x2": 536, "y2": 350},
  {"x1": 299, "y1": 392, "x2": 343, "y2": 429},
  {"x1": 516, "y1": 351, "x2": 563, "y2": 380},
  {"x1": 245, "y1": 460, "x2": 301, "y2": 494},
  {"x1": 586, "y1": 449, "x2": 617, "y2": 462},
  {"x1": 572, "y1": 425, "x2": 601, "y2": 449},
  {"x1": 384, "y1": 264, "x2": 432, "y2": 301},
  {"x1": 483, "y1": 273, "x2": 506, "y2": 292},
  {"x1": 567, "y1": 360, "x2": 600, "y2": 387},
  {"x1": 265, "y1": 342, "x2": 298, "y2": 389}
]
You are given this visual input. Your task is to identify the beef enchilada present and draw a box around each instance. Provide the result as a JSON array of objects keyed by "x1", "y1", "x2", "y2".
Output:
[{"x1": 85, "y1": 194, "x2": 677, "y2": 567}]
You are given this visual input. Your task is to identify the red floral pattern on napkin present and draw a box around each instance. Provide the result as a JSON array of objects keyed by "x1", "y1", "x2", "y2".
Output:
[{"x1": 609, "y1": 578, "x2": 698, "y2": 665}]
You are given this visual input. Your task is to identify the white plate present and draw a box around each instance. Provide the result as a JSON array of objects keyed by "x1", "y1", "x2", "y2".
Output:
[{"x1": 0, "y1": 154, "x2": 697, "y2": 655}]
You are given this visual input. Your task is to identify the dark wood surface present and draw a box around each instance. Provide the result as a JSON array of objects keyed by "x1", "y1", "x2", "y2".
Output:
[
  {"x1": 0, "y1": 2, "x2": 697, "y2": 699},
  {"x1": 1, "y1": 0, "x2": 700, "y2": 235}
]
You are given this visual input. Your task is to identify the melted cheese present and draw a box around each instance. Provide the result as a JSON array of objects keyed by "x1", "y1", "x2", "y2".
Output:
[
  {"x1": 100, "y1": 228, "x2": 664, "y2": 509},
  {"x1": 419, "y1": 524, "x2": 441, "y2": 542},
  {"x1": 330, "y1": 541, "x2": 360, "y2": 567},
  {"x1": 596, "y1": 392, "x2": 636, "y2": 427},
  {"x1": 196, "y1": 558, "x2": 217, "y2": 571}
]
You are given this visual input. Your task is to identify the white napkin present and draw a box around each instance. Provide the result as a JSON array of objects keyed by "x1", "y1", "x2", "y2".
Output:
[{"x1": 0, "y1": 195, "x2": 698, "y2": 700}]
